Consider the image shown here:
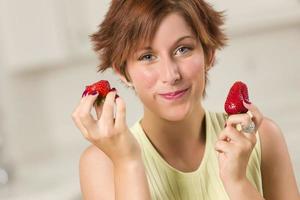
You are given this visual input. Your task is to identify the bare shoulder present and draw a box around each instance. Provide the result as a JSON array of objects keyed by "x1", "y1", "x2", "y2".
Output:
[
  {"x1": 79, "y1": 145, "x2": 114, "y2": 200},
  {"x1": 80, "y1": 144, "x2": 113, "y2": 167},
  {"x1": 258, "y1": 117, "x2": 282, "y2": 138},
  {"x1": 258, "y1": 117, "x2": 285, "y2": 151},
  {"x1": 258, "y1": 117, "x2": 299, "y2": 200}
]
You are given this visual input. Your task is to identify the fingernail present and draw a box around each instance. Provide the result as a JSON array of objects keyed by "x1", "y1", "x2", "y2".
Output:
[
  {"x1": 115, "y1": 94, "x2": 119, "y2": 99},
  {"x1": 244, "y1": 99, "x2": 252, "y2": 104},
  {"x1": 110, "y1": 87, "x2": 117, "y2": 92},
  {"x1": 91, "y1": 91, "x2": 98, "y2": 95},
  {"x1": 81, "y1": 90, "x2": 87, "y2": 97}
]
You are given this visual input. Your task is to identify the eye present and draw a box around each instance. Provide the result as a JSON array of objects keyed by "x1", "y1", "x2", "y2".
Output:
[
  {"x1": 138, "y1": 54, "x2": 156, "y2": 62},
  {"x1": 175, "y1": 46, "x2": 192, "y2": 56}
]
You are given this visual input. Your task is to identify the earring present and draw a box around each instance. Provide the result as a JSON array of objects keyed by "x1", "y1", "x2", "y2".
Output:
[{"x1": 127, "y1": 83, "x2": 134, "y2": 88}]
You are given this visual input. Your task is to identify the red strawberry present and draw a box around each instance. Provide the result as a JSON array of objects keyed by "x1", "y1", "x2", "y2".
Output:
[
  {"x1": 224, "y1": 81, "x2": 250, "y2": 115},
  {"x1": 82, "y1": 80, "x2": 118, "y2": 106}
]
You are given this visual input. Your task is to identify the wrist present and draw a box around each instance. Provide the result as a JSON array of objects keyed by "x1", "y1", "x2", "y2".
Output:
[
  {"x1": 222, "y1": 178, "x2": 264, "y2": 200},
  {"x1": 111, "y1": 143, "x2": 143, "y2": 167}
]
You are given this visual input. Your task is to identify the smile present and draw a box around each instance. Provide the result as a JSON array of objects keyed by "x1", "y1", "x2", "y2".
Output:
[{"x1": 159, "y1": 88, "x2": 189, "y2": 100}]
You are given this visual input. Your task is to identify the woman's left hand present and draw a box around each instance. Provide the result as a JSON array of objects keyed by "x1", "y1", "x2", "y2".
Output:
[{"x1": 215, "y1": 101, "x2": 264, "y2": 185}]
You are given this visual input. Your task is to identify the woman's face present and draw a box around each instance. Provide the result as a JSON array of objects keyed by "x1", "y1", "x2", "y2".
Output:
[{"x1": 126, "y1": 13, "x2": 208, "y2": 121}]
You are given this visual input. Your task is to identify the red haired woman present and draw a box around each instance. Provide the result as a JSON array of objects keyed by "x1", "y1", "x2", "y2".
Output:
[{"x1": 72, "y1": 0, "x2": 299, "y2": 199}]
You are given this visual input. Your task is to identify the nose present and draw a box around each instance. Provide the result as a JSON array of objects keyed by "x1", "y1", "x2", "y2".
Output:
[{"x1": 160, "y1": 57, "x2": 182, "y2": 85}]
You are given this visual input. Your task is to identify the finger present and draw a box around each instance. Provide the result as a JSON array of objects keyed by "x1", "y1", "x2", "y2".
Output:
[
  {"x1": 226, "y1": 113, "x2": 252, "y2": 128},
  {"x1": 82, "y1": 88, "x2": 88, "y2": 98},
  {"x1": 72, "y1": 108, "x2": 90, "y2": 139},
  {"x1": 99, "y1": 91, "x2": 117, "y2": 127},
  {"x1": 219, "y1": 126, "x2": 245, "y2": 142},
  {"x1": 72, "y1": 114, "x2": 90, "y2": 138},
  {"x1": 81, "y1": 92, "x2": 100, "y2": 114},
  {"x1": 114, "y1": 96, "x2": 126, "y2": 130},
  {"x1": 243, "y1": 101, "x2": 264, "y2": 129},
  {"x1": 94, "y1": 103, "x2": 104, "y2": 120},
  {"x1": 241, "y1": 121, "x2": 256, "y2": 137},
  {"x1": 227, "y1": 116, "x2": 257, "y2": 143},
  {"x1": 225, "y1": 127, "x2": 257, "y2": 151},
  {"x1": 73, "y1": 95, "x2": 93, "y2": 138},
  {"x1": 78, "y1": 93, "x2": 99, "y2": 133},
  {"x1": 215, "y1": 140, "x2": 233, "y2": 153}
]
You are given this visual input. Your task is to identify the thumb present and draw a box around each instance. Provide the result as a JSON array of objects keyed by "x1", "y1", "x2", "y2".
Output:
[
  {"x1": 242, "y1": 100, "x2": 264, "y2": 129},
  {"x1": 243, "y1": 100, "x2": 252, "y2": 110}
]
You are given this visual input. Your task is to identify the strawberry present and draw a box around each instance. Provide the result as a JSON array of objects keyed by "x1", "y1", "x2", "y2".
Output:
[
  {"x1": 224, "y1": 81, "x2": 250, "y2": 115},
  {"x1": 82, "y1": 80, "x2": 118, "y2": 106}
]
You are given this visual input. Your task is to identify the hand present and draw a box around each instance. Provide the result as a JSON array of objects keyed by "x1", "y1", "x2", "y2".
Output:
[
  {"x1": 215, "y1": 101, "x2": 264, "y2": 185},
  {"x1": 72, "y1": 90, "x2": 141, "y2": 166}
]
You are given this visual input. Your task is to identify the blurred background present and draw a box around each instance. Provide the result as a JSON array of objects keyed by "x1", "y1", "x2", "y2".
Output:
[{"x1": 0, "y1": 0, "x2": 299, "y2": 199}]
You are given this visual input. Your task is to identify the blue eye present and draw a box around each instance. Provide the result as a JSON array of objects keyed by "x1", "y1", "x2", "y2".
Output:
[
  {"x1": 138, "y1": 54, "x2": 155, "y2": 61},
  {"x1": 175, "y1": 47, "x2": 191, "y2": 55}
]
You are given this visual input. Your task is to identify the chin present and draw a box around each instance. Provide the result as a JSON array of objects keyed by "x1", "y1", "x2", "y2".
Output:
[
  {"x1": 158, "y1": 103, "x2": 191, "y2": 122},
  {"x1": 160, "y1": 115, "x2": 186, "y2": 122}
]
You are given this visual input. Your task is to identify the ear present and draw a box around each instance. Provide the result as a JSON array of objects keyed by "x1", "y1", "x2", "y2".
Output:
[
  {"x1": 112, "y1": 64, "x2": 133, "y2": 87},
  {"x1": 206, "y1": 49, "x2": 216, "y2": 71}
]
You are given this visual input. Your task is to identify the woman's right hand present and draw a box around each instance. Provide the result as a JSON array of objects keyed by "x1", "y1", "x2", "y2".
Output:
[{"x1": 72, "y1": 90, "x2": 142, "y2": 166}]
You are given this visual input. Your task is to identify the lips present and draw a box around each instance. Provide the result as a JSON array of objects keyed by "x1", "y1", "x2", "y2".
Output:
[
  {"x1": 161, "y1": 89, "x2": 187, "y2": 96},
  {"x1": 159, "y1": 88, "x2": 189, "y2": 100}
]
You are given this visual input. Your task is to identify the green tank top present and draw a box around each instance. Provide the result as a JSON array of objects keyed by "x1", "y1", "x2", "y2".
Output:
[{"x1": 129, "y1": 110, "x2": 263, "y2": 200}]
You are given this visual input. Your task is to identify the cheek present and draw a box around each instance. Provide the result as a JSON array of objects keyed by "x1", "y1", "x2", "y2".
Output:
[
  {"x1": 183, "y1": 56, "x2": 205, "y2": 78},
  {"x1": 132, "y1": 69, "x2": 158, "y2": 90}
]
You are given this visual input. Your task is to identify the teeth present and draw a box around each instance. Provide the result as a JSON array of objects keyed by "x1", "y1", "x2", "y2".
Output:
[
  {"x1": 165, "y1": 92, "x2": 182, "y2": 97},
  {"x1": 167, "y1": 91, "x2": 181, "y2": 96},
  {"x1": 165, "y1": 93, "x2": 176, "y2": 96},
  {"x1": 162, "y1": 88, "x2": 188, "y2": 97}
]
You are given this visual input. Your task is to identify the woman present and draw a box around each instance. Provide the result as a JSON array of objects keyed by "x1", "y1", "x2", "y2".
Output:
[{"x1": 71, "y1": 0, "x2": 299, "y2": 199}]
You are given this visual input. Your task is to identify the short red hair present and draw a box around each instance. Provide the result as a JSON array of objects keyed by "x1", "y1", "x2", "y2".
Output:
[{"x1": 91, "y1": 0, "x2": 227, "y2": 84}]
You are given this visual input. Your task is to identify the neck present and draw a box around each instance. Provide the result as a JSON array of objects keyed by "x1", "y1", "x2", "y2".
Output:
[{"x1": 140, "y1": 103, "x2": 206, "y2": 157}]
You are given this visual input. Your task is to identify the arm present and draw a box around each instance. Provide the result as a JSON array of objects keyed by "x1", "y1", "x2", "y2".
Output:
[
  {"x1": 79, "y1": 145, "x2": 151, "y2": 200},
  {"x1": 259, "y1": 117, "x2": 300, "y2": 200},
  {"x1": 74, "y1": 91, "x2": 151, "y2": 199},
  {"x1": 222, "y1": 179, "x2": 264, "y2": 200},
  {"x1": 80, "y1": 145, "x2": 114, "y2": 200},
  {"x1": 114, "y1": 156, "x2": 151, "y2": 200},
  {"x1": 219, "y1": 117, "x2": 300, "y2": 200},
  {"x1": 216, "y1": 113, "x2": 265, "y2": 199}
]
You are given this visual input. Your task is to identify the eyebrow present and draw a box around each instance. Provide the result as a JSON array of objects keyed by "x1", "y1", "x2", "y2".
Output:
[{"x1": 138, "y1": 35, "x2": 195, "y2": 52}]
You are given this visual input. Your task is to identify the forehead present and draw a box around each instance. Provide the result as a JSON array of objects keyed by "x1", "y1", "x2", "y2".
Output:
[
  {"x1": 151, "y1": 13, "x2": 195, "y2": 44},
  {"x1": 135, "y1": 13, "x2": 195, "y2": 50}
]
